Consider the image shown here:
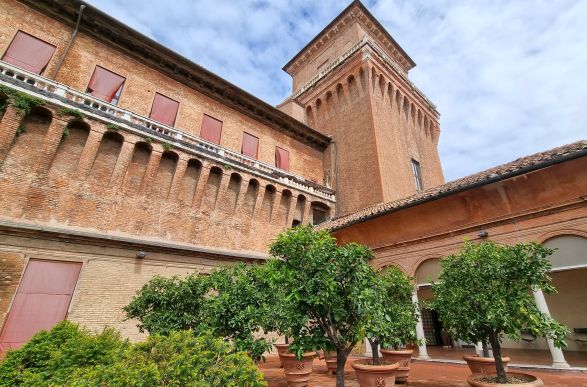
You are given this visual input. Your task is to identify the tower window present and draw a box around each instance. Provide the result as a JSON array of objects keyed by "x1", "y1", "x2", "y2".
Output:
[
  {"x1": 2, "y1": 31, "x2": 55, "y2": 74},
  {"x1": 411, "y1": 159, "x2": 423, "y2": 192},
  {"x1": 86, "y1": 66, "x2": 125, "y2": 104}
]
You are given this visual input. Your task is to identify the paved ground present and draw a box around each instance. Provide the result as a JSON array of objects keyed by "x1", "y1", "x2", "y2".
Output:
[{"x1": 259, "y1": 355, "x2": 587, "y2": 386}]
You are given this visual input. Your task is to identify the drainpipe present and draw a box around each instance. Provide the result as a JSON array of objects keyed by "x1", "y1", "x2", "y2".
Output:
[
  {"x1": 49, "y1": 4, "x2": 86, "y2": 80},
  {"x1": 331, "y1": 138, "x2": 340, "y2": 217}
]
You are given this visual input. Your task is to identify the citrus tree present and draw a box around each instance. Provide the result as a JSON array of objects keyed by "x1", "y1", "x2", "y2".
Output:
[
  {"x1": 363, "y1": 266, "x2": 419, "y2": 365},
  {"x1": 268, "y1": 225, "x2": 375, "y2": 387},
  {"x1": 430, "y1": 241, "x2": 567, "y2": 383}
]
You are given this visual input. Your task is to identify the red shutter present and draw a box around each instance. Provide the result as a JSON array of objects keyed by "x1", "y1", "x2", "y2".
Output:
[
  {"x1": 87, "y1": 66, "x2": 125, "y2": 103},
  {"x1": 275, "y1": 147, "x2": 289, "y2": 171},
  {"x1": 0, "y1": 260, "x2": 82, "y2": 353},
  {"x1": 200, "y1": 114, "x2": 223, "y2": 144},
  {"x1": 149, "y1": 93, "x2": 179, "y2": 127},
  {"x1": 241, "y1": 132, "x2": 259, "y2": 159},
  {"x1": 2, "y1": 31, "x2": 56, "y2": 74}
]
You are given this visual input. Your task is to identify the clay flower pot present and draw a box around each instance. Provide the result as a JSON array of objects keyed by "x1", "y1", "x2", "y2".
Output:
[
  {"x1": 280, "y1": 352, "x2": 316, "y2": 387},
  {"x1": 463, "y1": 355, "x2": 510, "y2": 374},
  {"x1": 380, "y1": 348, "x2": 413, "y2": 383},
  {"x1": 467, "y1": 372, "x2": 543, "y2": 386},
  {"x1": 324, "y1": 350, "x2": 337, "y2": 375},
  {"x1": 351, "y1": 359, "x2": 399, "y2": 387},
  {"x1": 275, "y1": 343, "x2": 290, "y2": 368}
]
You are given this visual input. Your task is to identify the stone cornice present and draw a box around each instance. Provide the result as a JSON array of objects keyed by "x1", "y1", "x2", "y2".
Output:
[
  {"x1": 17, "y1": 0, "x2": 332, "y2": 150},
  {"x1": 283, "y1": 0, "x2": 415, "y2": 76}
]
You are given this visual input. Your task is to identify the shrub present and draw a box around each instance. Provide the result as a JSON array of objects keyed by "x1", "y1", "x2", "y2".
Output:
[{"x1": 0, "y1": 322, "x2": 267, "y2": 386}]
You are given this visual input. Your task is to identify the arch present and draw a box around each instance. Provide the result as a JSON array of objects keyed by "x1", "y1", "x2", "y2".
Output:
[
  {"x1": 151, "y1": 150, "x2": 179, "y2": 198},
  {"x1": 371, "y1": 67, "x2": 377, "y2": 92},
  {"x1": 243, "y1": 178, "x2": 259, "y2": 218},
  {"x1": 395, "y1": 90, "x2": 401, "y2": 113},
  {"x1": 278, "y1": 189, "x2": 292, "y2": 225},
  {"x1": 292, "y1": 194, "x2": 306, "y2": 226},
  {"x1": 347, "y1": 75, "x2": 358, "y2": 101},
  {"x1": 90, "y1": 131, "x2": 124, "y2": 185},
  {"x1": 49, "y1": 120, "x2": 90, "y2": 181},
  {"x1": 306, "y1": 105, "x2": 315, "y2": 127},
  {"x1": 387, "y1": 83, "x2": 394, "y2": 108},
  {"x1": 261, "y1": 184, "x2": 277, "y2": 221},
  {"x1": 1, "y1": 106, "x2": 52, "y2": 174},
  {"x1": 402, "y1": 96, "x2": 409, "y2": 120},
  {"x1": 200, "y1": 166, "x2": 223, "y2": 211},
  {"x1": 124, "y1": 141, "x2": 152, "y2": 193},
  {"x1": 336, "y1": 83, "x2": 344, "y2": 104},
  {"x1": 178, "y1": 158, "x2": 202, "y2": 204},
  {"x1": 376, "y1": 262, "x2": 409, "y2": 274},
  {"x1": 325, "y1": 91, "x2": 333, "y2": 111},
  {"x1": 224, "y1": 172, "x2": 242, "y2": 213},
  {"x1": 414, "y1": 256, "x2": 441, "y2": 287},
  {"x1": 541, "y1": 234, "x2": 587, "y2": 271},
  {"x1": 310, "y1": 201, "x2": 330, "y2": 226},
  {"x1": 417, "y1": 110, "x2": 423, "y2": 129},
  {"x1": 315, "y1": 98, "x2": 322, "y2": 115},
  {"x1": 359, "y1": 67, "x2": 366, "y2": 90},
  {"x1": 378, "y1": 74, "x2": 385, "y2": 96},
  {"x1": 410, "y1": 103, "x2": 416, "y2": 124}
]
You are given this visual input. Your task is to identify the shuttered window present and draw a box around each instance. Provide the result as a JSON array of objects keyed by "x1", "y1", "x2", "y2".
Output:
[
  {"x1": 411, "y1": 158, "x2": 424, "y2": 191},
  {"x1": 149, "y1": 93, "x2": 179, "y2": 127},
  {"x1": 86, "y1": 66, "x2": 125, "y2": 104},
  {"x1": 275, "y1": 147, "x2": 289, "y2": 171},
  {"x1": 2, "y1": 31, "x2": 55, "y2": 74},
  {"x1": 241, "y1": 132, "x2": 259, "y2": 159},
  {"x1": 200, "y1": 114, "x2": 222, "y2": 144}
]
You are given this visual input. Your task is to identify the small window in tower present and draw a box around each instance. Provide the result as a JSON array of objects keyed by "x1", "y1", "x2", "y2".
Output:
[
  {"x1": 200, "y1": 114, "x2": 223, "y2": 144},
  {"x1": 149, "y1": 93, "x2": 179, "y2": 127},
  {"x1": 2, "y1": 31, "x2": 56, "y2": 74},
  {"x1": 86, "y1": 66, "x2": 126, "y2": 105},
  {"x1": 241, "y1": 132, "x2": 259, "y2": 159},
  {"x1": 275, "y1": 146, "x2": 289, "y2": 171},
  {"x1": 411, "y1": 159, "x2": 424, "y2": 192}
]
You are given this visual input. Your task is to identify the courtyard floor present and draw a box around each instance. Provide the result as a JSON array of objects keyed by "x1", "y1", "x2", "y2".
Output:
[{"x1": 260, "y1": 355, "x2": 587, "y2": 386}]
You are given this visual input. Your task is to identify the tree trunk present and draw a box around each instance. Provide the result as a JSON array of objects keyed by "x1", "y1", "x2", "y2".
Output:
[
  {"x1": 488, "y1": 332, "x2": 507, "y2": 384},
  {"x1": 482, "y1": 339, "x2": 489, "y2": 358},
  {"x1": 336, "y1": 348, "x2": 349, "y2": 387},
  {"x1": 368, "y1": 338, "x2": 380, "y2": 365},
  {"x1": 285, "y1": 336, "x2": 289, "y2": 344}
]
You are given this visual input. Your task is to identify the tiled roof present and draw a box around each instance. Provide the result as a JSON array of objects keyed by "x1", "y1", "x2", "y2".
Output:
[{"x1": 318, "y1": 140, "x2": 587, "y2": 232}]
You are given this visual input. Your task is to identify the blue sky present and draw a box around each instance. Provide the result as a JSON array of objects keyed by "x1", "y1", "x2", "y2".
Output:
[{"x1": 87, "y1": 0, "x2": 586, "y2": 181}]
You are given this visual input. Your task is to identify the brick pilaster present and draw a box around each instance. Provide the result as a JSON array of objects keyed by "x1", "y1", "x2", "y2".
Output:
[
  {"x1": 109, "y1": 140, "x2": 135, "y2": 188},
  {"x1": 75, "y1": 130, "x2": 104, "y2": 178},
  {"x1": 168, "y1": 157, "x2": 188, "y2": 201},
  {"x1": 0, "y1": 106, "x2": 24, "y2": 165}
]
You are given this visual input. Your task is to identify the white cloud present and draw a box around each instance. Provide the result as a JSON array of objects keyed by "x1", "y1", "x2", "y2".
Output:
[{"x1": 87, "y1": 0, "x2": 587, "y2": 181}]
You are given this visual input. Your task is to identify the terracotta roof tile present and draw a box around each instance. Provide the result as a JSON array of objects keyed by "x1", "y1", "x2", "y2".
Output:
[{"x1": 318, "y1": 140, "x2": 587, "y2": 232}]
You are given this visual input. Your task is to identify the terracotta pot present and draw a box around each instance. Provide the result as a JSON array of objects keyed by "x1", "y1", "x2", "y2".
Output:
[
  {"x1": 275, "y1": 343, "x2": 290, "y2": 368},
  {"x1": 380, "y1": 348, "x2": 413, "y2": 383},
  {"x1": 280, "y1": 352, "x2": 316, "y2": 387},
  {"x1": 351, "y1": 359, "x2": 399, "y2": 387},
  {"x1": 463, "y1": 355, "x2": 510, "y2": 375},
  {"x1": 324, "y1": 351, "x2": 337, "y2": 375},
  {"x1": 467, "y1": 372, "x2": 543, "y2": 386}
]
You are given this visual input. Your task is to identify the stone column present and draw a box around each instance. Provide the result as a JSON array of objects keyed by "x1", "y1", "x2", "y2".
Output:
[
  {"x1": 532, "y1": 289, "x2": 570, "y2": 368},
  {"x1": 413, "y1": 288, "x2": 430, "y2": 360}
]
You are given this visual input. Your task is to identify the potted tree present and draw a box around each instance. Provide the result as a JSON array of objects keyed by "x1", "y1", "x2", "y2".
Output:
[
  {"x1": 430, "y1": 241, "x2": 568, "y2": 386},
  {"x1": 371, "y1": 267, "x2": 420, "y2": 383},
  {"x1": 268, "y1": 226, "x2": 376, "y2": 387}
]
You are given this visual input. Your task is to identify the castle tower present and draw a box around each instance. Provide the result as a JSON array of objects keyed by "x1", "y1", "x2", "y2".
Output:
[{"x1": 279, "y1": 1, "x2": 444, "y2": 216}]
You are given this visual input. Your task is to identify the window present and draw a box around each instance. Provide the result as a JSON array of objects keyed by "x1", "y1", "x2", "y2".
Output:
[
  {"x1": 200, "y1": 114, "x2": 222, "y2": 144},
  {"x1": 312, "y1": 206, "x2": 328, "y2": 226},
  {"x1": 86, "y1": 66, "x2": 125, "y2": 104},
  {"x1": 2, "y1": 31, "x2": 55, "y2": 74},
  {"x1": 411, "y1": 158, "x2": 423, "y2": 191},
  {"x1": 149, "y1": 93, "x2": 179, "y2": 127},
  {"x1": 241, "y1": 132, "x2": 259, "y2": 159},
  {"x1": 275, "y1": 147, "x2": 289, "y2": 171}
]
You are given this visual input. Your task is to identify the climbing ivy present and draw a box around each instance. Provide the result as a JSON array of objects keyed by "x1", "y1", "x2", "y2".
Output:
[
  {"x1": 58, "y1": 107, "x2": 84, "y2": 120},
  {"x1": 0, "y1": 84, "x2": 44, "y2": 116}
]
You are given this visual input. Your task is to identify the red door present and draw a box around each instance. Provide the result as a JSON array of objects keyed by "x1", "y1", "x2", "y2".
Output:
[{"x1": 0, "y1": 259, "x2": 82, "y2": 353}]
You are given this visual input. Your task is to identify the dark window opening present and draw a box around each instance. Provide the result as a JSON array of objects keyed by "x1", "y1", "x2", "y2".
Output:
[
  {"x1": 312, "y1": 207, "x2": 328, "y2": 226},
  {"x1": 291, "y1": 219, "x2": 301, "y2": 227},
  {"x1": 86, "y1": 65, "x2": 125, "y2": 104},
  {"x1": 2, "y1": 31, "x2": 55, "y2": 74},
  {"x1": 411, "y1": 158, "x2": 423, "y2": 192}
]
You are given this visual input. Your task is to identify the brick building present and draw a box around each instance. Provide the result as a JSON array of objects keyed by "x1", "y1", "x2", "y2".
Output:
[{"x1": 0, "y1": 0, "x2": 584, "y2": 367}]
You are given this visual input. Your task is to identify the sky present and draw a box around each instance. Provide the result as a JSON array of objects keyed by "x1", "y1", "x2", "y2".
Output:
[{"x1": 87, "y1": 0, "x2": 587, "y2": 181}]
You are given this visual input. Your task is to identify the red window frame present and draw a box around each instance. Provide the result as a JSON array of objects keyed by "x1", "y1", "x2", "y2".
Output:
[
  {"x1": 1, "y1": 31, "x2": 56, "y2": 74},
  {"x1": 86, "y1": 65, "x2": 126, "y2": 104},
  {"x1": 149, "y1": 92, "x2": 179, "y2": 127},
  {"x1": 200, "y1": 114, "x2": 223, "y2": 144},
  {"x1": 241, "y1": 132, "x2": 259, "y2": 159},
  {"x1": 275, "y1": 146, "x2": 290, "y2": 171}
]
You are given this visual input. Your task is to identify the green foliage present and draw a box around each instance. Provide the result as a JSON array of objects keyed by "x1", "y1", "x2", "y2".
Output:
[
  {"x1": 143, "y1": 137, "x2": 153, "y2": 144},
  {"x1": 162, "y1": 142, "x2": 172, "y2": 152},
  {"x1": 58, "y1": 107, "x2": 84, "y2": 120},
  {"x1": 0, "y1": 321, "x2": 266, "y2": 387},
  {"x1": 364, "y1": 267, "x2": 419, "y2": 354},
  {"x1": 123, "y1": 274, "x2": 210, "y2": 336},
  {"x1": 0, "y1": 84, "x2": 44, "y2": 116},
  {"x1": 62, "y1": 126, "x2": 70, "y2": 140},
  {"x1": 15, "y1": 123, "x2": 26, "y2": 137},
  {"x1": 430, "y1": 241, "x2": 568, "y2": 382},
  {"x1": 268, "y1": 225, "x2": 375, "y2": 385},
  {"x1": 106, "y1": 123, "x2": 120, "y2": 131}
]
